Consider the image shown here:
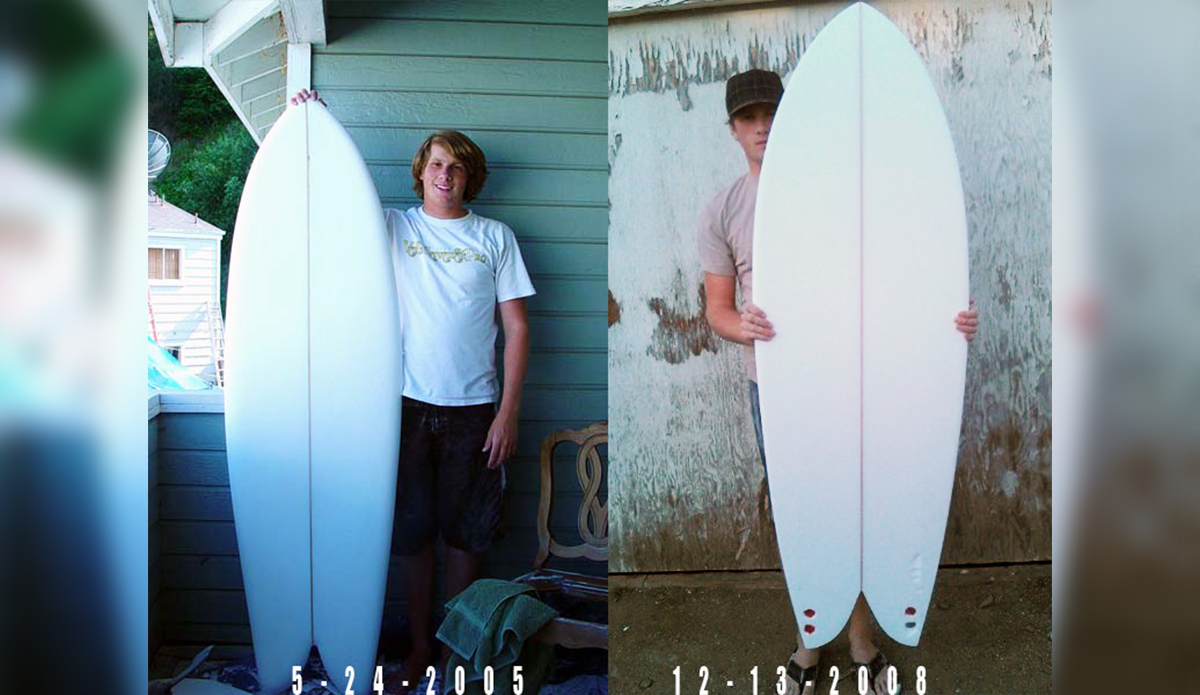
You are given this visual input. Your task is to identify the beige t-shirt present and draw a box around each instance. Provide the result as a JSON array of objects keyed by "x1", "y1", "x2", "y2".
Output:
[{"x1": 696, "y1": 173, "x2": 758, "y2": 381}]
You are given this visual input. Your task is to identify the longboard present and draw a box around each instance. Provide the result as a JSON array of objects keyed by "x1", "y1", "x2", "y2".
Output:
[
  {"x1": 224, "y1": 101, "x2": 402, "y2": 694},
  {"x1": 754, "y1": 2, "x2": 968, "y2": 648}
]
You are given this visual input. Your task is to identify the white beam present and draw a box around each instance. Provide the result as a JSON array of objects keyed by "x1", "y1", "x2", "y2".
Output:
[
  {"x1": 147, "y1": 0, "x2": 176, "y2": 66},
  {"x1": 286, "y1": 43, "x2": 312, "y2": 97},
  {"x1": 203, "y1": 0, "x2": 277, "y2": 57},
  {"x1": 279, "y1": 0, "x2": 326, "y2": 45},
  {"x1": 174, "y1": 22, "x2": 204, "y2": 67}
]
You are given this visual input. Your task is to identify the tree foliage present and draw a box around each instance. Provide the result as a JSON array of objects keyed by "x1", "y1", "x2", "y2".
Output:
[
  {"x1": 154, "y1": 120, "x2": 257, "y2": 311},
  {"x1": 149, "y1": 19, "x2": 258, "y2": 310},
  {"x1": 154, "y1": 121, "x2": 256, "y2": 234},
  {"x1": 148, "y1": 23, "x2": 232, "y2": 143}
]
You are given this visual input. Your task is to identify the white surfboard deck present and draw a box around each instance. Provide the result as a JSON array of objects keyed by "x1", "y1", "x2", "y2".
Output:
[
  {"x1": 225, "y1": 101, "x2": 402, "y2": 695},
  {"x1": 755, "y1": 2, "x2": 968, "y2": 648}
]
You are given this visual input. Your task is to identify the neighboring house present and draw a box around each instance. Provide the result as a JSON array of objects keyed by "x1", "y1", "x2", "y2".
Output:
[
  {"x1": 148, "y1": 0, "x2": 606, "y2": 653},
  {"x1": 148, "y1": 192, "x2": 226, "y2": 385}
]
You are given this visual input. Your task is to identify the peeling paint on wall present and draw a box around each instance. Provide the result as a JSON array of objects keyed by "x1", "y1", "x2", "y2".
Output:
[
  {"x1": 610, "y1": 1, "x2": 1052, "y2": 572},
  {"x1": 609, "y1": 289, "x2": 623, "y2": 326},
  {"x1": 646, "y1": 272, "x2": 719, "y2": 364}
]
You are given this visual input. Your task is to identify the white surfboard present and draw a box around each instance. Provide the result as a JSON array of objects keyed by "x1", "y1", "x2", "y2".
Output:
[
  {"x1": 755, "y1": 2, "x2": 968, "y2": 648},
  {"x1": 224, "y1": 101, "x2": 402, "y2": 694}
]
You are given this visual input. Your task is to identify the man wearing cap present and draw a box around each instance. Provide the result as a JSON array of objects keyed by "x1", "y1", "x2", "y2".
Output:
[{"x1": 697, "y1": 69, "x2": 979, "y2": 695}]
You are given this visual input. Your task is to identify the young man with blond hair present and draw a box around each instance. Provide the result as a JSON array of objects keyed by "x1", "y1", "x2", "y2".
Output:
[{"x1": 291, "y1": 91, "x2": 534, "y2": 692}]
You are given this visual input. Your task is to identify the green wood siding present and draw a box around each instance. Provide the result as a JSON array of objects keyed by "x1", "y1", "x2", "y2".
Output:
[
  {"x1": 153, "y1": 1, "x2": 607, "y2": 650},
  {"x1": 316, "y1": 0, "x2": 609, "y2": 457},
  {"x1": 153, "y1": 408, "x2": 606, "y2": 646},
  {"x1": 149, "y1": 419, "x2": 161, "y2": 660}
]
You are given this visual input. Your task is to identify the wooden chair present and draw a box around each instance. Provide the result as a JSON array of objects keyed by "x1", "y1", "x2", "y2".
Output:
[{"x1": 519, "y1": 422, "x2": 608, "y2": 650}]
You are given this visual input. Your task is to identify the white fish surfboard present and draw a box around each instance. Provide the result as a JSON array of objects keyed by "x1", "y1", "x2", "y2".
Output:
[
  {"x1": 755, "y1": 2, "x2": 968, "y2": 648},
  {"x1": 224, "y1": 101, "x2": 402, "y2": 694}
]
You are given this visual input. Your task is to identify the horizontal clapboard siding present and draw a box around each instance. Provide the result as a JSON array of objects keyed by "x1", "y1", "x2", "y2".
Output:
[
  {"x1": 153, "y1": 1, "x2": 607, "y2": 650},
  {"x1": 149, "y1": 418, "x2": 161, "y2": 661},
  {"x1": 317, "y1": 0, "x2": 607, "y2": 403},
  {"x1": 317, "y1": 0, "x2": 609, "y2": 631},
  {"x1": 153, "y1": 408, "x2": 605, "y2": 644}
]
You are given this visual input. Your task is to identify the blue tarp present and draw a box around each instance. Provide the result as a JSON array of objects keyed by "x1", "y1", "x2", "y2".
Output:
[{"x1": 148, "y1": 337, "x2": 211, "y2": 390}]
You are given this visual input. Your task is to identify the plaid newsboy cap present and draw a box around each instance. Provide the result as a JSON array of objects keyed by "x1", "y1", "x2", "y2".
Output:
[{"x1": 725, "y1": 69, "x2": 784, "y2": 118}]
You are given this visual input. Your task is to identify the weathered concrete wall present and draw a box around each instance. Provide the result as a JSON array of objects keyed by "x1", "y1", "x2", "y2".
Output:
[{"x1": 608, "y1": 1, "x2": 1051, "y2": 572}]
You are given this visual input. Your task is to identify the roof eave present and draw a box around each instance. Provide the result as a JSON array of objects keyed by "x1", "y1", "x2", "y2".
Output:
[{"x1": 149, "y1": 0, "x2": 326, "y2": 144}]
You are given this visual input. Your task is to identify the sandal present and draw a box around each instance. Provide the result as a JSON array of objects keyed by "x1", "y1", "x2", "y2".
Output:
[
  {"x1": 851, "y1": 652, "x2": 899, "y2": 695},
  {"x1": 783, "y1": 652, "x2": 820, "y2": 695}
]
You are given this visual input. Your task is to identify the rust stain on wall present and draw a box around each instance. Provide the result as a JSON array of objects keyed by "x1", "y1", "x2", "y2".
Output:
[
  {"x1": 646, "y1": 271, "x2": 719, "y2": 364},
  {"x1": 609, "y1": 289, "x2": 622, "y2": 327}
]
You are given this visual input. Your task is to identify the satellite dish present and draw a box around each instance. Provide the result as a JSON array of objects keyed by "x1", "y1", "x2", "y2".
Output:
[{"x1": 148, "y1": 129, "x2": 172, "y2": 184}]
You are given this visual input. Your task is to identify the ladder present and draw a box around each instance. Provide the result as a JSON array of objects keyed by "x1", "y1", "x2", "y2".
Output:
[{"x1": 205, "y1": 301, "x2": 226, "y2": 387}]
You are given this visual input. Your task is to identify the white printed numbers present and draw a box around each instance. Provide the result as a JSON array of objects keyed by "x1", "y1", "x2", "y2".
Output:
[
  {"x1": 373, "y1": 666, "x2": 383, "y2": 694},
  {"x1": 916, "y1": 666, "x2": 927, "y2": 695},
  {"x1": 855, "y1": 664, "x2": 907, "y2": 695},
  {"x1": 426, "y1": 666, "x2": 437, "y2": 694},
  {"x1": 665, "y1": 665, "x2": 910, "y2": 694},
  {"x1": 483, "y1": 666, "x2": 495, "y2": 694},
  {"x1": 345, "y1": 666, "x2": 355, "y2": 695},
  {"x1": 292, "y1": 666, "x2": 302, "y2": 695},
  {"x1": 454, "y1": 666, "x2": 466, "y2": 694},
  {"x1": 513, "y1": 665, "x2": 524, "y2": 695}
]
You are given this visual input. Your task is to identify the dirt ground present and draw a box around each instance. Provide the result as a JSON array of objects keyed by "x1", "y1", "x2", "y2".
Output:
[{"x1": 610, "y1": 563, "x2": 1050, "y2": 695}]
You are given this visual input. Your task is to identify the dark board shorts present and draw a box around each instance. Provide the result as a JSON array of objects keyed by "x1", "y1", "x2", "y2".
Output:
[{"x1": 392, "y1": 397, "x2": 505, "y2": 555}]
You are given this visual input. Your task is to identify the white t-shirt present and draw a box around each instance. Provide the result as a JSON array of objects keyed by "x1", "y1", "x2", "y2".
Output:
[{"x1": 387, "y1": 206, "x2": 536, "y2": 406}]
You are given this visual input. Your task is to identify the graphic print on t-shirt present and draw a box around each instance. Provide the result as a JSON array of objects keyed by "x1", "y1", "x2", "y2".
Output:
[
  {"x1": 386, "y1": 206, "x2": 535, "y2": 407},
  {"x1": 403, "y1": 240, "x2": 487, "y2": 265}
]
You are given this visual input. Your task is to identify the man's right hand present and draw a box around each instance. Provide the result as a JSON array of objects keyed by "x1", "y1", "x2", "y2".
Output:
[
  {"x1": 740, "y1": 302, "x2": 775, "y2": 343},
  {"x1": 289, "y1": 89, "x2": 325, "y2": 107}
]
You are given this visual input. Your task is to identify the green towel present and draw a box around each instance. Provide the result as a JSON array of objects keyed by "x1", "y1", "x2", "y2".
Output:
[{"x1": 436, "y1": 579, "x2": 558, "y2": 695}]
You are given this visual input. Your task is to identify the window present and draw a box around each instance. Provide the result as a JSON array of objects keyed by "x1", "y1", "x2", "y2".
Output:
[
  {"x1": 149, "y1": 247, "x2": 181, "y2": 280},
  {"x1": 165, "y1": 346, "x2": 182, "y2": 362}
]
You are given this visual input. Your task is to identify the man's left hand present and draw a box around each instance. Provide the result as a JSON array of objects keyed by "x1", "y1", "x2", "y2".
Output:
[
  {"x1": 955, "y1": 297, "x2": 979, "y2": 342},
  {"x1": 483, "y1": 410, "x2": 518, "y2": 469}
]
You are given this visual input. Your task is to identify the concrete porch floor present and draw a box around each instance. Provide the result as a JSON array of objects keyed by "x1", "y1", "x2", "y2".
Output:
[{"x1": 610, "y1": 563, "x2": 1050, "y2": 695}]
